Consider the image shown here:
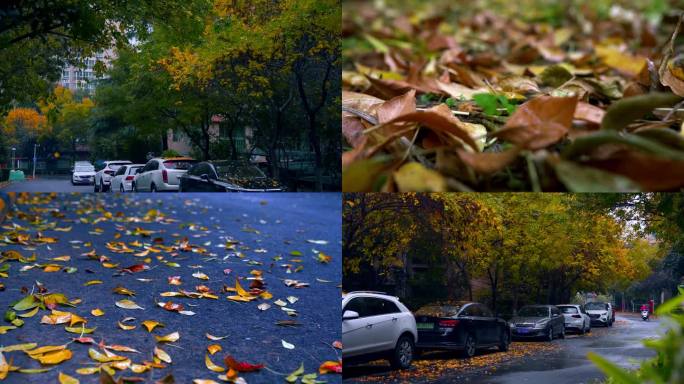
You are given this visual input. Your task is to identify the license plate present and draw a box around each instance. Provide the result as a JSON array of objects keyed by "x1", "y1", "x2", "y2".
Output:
[
  {"x1": 517, "y1": 328, "x2": 531, "y2": 333},
  {"x1": 416, "y1": 323, "x2": 434, "y2": 330}
]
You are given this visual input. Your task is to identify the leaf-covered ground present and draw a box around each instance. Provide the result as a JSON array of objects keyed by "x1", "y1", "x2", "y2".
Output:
[
  {"x1": 342, "y1": 0, "x2": 684, "y2": 191},
  {"x1": 344, "y1": 339, "x2": 559, "y2": 383},
  {"x1": 0, "y1": 193, "x2": 341, "y2": 383}
]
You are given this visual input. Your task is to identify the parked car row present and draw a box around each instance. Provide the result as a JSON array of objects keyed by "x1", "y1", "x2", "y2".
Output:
[
  {"x1": 342, "y1": 291, "x2": 616, "y2": 371},
  {"x1": 72, "y1": 158, "x2": 285, "y2": 192}
]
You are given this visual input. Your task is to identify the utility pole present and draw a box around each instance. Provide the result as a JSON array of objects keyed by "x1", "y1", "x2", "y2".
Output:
[
  {"x1": 32, "y1": 143, "x2": 39, "y2": 179},
  {"x1": 11, "y1": 147, "x2": 15, "y2": 170}
]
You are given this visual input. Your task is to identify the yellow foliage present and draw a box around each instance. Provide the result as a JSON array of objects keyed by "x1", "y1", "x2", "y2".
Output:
[{"x1": 3, "y1": 108, "x2": 48, "y2": 138}]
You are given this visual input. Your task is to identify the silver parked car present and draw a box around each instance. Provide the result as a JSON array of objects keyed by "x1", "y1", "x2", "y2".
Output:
[
  {"x1": 557, "y1": 304, "x2": 591, "y2": 334},
  {"x1": 342, "y1": 291, "x2": 418, "y2": 370}
]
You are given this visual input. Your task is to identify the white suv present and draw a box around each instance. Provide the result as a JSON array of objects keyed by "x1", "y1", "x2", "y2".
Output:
[
  {"x1": 94, "y1": 161, "x2": 132, "y2": 192},
  {"x1": 133, "y1": 157, "x2": 198, "y2": 192},
  {"x1": 584, "y1": 302, "x2": 614, "y2": 327},
  {"x1": 342, "y1": 291, "x2": 418, "y2": 370}
]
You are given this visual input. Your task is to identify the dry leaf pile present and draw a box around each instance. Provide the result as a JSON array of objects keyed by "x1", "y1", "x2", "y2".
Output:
[{"x1": 343, "y1": 1, "x2": 684, "y2": 191}]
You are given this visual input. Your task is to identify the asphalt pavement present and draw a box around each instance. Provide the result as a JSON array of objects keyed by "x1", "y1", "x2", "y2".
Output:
[
  {"x1": 2, "y1": 175, "x2": 91, "y2": 192},
  {"x1": 0, "y1": 193, "x2": 342, "y2": 383},
  {"x1": 345, "y1": 314, "x2": 662, "y2": 384},
  {"x1": 466, "y1": 314, "x2": 660, "y2": 384}
]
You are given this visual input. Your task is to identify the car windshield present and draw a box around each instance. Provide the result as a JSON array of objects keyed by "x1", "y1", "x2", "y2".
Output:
[
  {"x1": 216, "y1": 164, "x2": 265, "y2": 179},
  {"x1": 163, "y1": 160, "x2": 197, "y2": 170},
  {"x1": 518, "y1": 307, "x2": 549, "y2": 317},
  {"x1": 129, "y1": 166, "x2": 142, "y2": 174},
  {"x1": 107, "y1": 162, "x2": 129, "y2": 171},
  {"x1": 74, "y1": 166, "x2": 94, "y2": 172},
  {"x1": 585, "y1": 302, "x2": 607, "y2": 310},
  {"x1": 559, "y1": 306, "x2": 578, "y2": 314},
  {"x1": 415, "y1": 304, "x2": 461, "y2": 317}
]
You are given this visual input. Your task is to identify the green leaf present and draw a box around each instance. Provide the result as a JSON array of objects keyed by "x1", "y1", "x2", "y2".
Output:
[
  {"x1": 286, "y1": 363, "x2": 305, "y2": 383},
  {"x1": 12, "y1": 295, "x2": 38, "y2": 311},
  {"x1": 655, "y1": 290, "x2": 684, "y2": 316},
  {"x1": 553, "y1": 161, "x2": 641, "y2": 192},
  {"x1": 601, "y1": 93, "x2": 682, "y2": 131},
  {"x1": 587, "y1": 352, "x2": 640, "y2": 384}
]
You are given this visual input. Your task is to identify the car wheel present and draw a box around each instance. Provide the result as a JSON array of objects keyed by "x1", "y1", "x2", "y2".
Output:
[
  {"x1": 150, "y1": 183, "x2": 157, "y2": 192},
  {"x1": 546, "y1": 327, "x2": 554, "y2": 342},
  {"x1": 389, "y1": 335, "x2": 413, "y2": 370},
  {"x1": 94, "y1": 180, "x2": 99, "y2": 192},
  {"x1": 608, "y1": 319, "x2": 613, "y2": 327},
  {"x1": 498, "y1": 330, "x2": 510, "y2": 352},
  {"x1": 100, "y1": 181, "x2": 107, "y2": 192},
  {"x1": 559, "y1": 325, "x2": 565, "y2": 339},
  {"x1": 120, "y1": 184, "x2": 125, "y2": 193},
  {"x1": 463, "y1": 333, "x2": 476, "y2": 358}
]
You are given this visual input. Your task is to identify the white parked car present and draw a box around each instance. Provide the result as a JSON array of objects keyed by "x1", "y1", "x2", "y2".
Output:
[
  {"x1": 94, "y1": 160, "x2": 131, "y2": 192},
  {"x1": 71, "y1": 164, "x2": 95, "y2": 185},
  {"x1": 342, "y1": 291, "x2": 418, "y2": 370},
  {"x1": 585, "y1": 302, "x2": 614, "y2": 327},
  {"x1": 557, "y1": 304, "x2": 591, "y2": 334},
  {"x1": 133, "y1": 157, "x2": 198, "y2": 192},
  {"x1": 109, "y1": 164, "x2": 145, "y2": 193}
]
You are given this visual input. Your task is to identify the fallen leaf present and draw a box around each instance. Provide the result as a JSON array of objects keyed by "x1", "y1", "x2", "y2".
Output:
[{"x1": 115, "y1": 299, "x2": 144, "y2": 310}]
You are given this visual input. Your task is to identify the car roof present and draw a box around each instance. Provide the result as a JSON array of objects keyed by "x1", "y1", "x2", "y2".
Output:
[
  {"x1": 158, "y1": 157, "x2": 195, "y2": 161},
  {"x1": 556, "y1": 304, "x2": 579, "y2": 307},
  {"x1": 418, "y1": 301, "x2": 473, "y2": 307},
  {"x1": 522, "y1": 304, "x2": 554, "y2": 308},
  {"x1": 343, "y1": 291, "x2": 399, "y2": 300},
  {"x1": 105, "y1": 160, "x2": 131, "y2": 164}
]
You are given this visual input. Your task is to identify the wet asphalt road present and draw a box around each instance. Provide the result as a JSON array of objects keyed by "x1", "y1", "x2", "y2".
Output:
[
  {"x1": 0, "y1": 193, "x2": 342, "y2": 383},
  {"x1": 345, "y1": 314, "x2": 661, "y2": 384},
  {"x1": 2, "y1": 175, "x2": 92, "y2": 192},
  {"x1": 450, "y1": 314, "x2": 660, "y2": 384}
]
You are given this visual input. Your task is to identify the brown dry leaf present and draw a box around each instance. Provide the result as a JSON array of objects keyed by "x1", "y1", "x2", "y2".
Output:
[
  {"x1": 493, "y1": 96, "x2": 577, "y2": 149},
  {"x1": 573, "y1": 102, "x2": 605, "y2": 126},
  {"x1": 457, "y1": 147, "x2": 522, "y2": 175},
  {"x1": 377, "y1": 89, "x2": 416, "y2": 124}
]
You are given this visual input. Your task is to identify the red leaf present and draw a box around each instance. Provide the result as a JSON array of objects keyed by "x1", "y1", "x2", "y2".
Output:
[
  {"x1": 122, "y1": 264, "x2": 149, "y2": 273},
  {"x1": 224, "y1": 355, "x2": 264, "y2": 372}
]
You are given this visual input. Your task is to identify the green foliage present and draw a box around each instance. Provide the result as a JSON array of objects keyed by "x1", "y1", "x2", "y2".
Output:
[
  {"x1": 473, "y1": 93, "x2": 517, "y2": 116},
  {"x1": 589, "y1": 288, "x2": 684, "y2": 384},
  {"x1": 343, "y1": 193, "x2": 661, "y2": 312}
]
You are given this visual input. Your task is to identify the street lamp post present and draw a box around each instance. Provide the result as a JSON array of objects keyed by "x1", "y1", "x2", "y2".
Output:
[
  {"x1": 11, "y1": 147, "x2": 15, "y2": 170},
  {"x1": 32, "y1": 143, "x2": 39, "y2": 179}
]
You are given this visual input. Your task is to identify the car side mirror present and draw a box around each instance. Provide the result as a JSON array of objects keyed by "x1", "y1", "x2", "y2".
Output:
[
  {"x1": 343, "y1": 310, "x2": 359, "y2": 320},
  {"x1": 200, "y1": 174, "x2": 210, "y2": 181}
]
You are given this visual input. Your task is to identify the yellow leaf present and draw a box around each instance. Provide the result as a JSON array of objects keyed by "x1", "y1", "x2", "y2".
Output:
[
  {"x1": 154, "y1": 346, "x2": 172, "y2": 363},
  {"x1": 52, "y1": 256, "x2": 71, "y2": 262},
  {"x1": 115, "y1": 299, "x2": 144, "y2": 310},
  {"x1": 205, "y1": 354, "x2": 225, "y2": 372},
  {"x1": 595, "y1": 45, "x2": 646, "y2": 77},
  {"x1": 207, "y1": 344, "x2": 222, "y2": 355},
  {"x1": 91, "y1": 308, "x2": 104, "y2": 317},
  {"x1": 394, "y1": 162, "x2": 446, "y2": 192},
  {"x1": 84, "y1": 280, "x2": 103, "y2": 286},
  {"x1": 43, "y1": 264, "x2": 62, "y2": 272},
  {"x1": 35, "y1": 349, "x2": 72, "y2": 364},
  {"x1": 155, "y1": 331, "x2": 180, "y2": 343},
  {"x1": 69, "y1": 313, "x2": 86, "y2": 326},
  {"x1": 75, "y1": 367, "x2": 100, "y2": 375},
  {"x1": 19, "y1": 307, "x2": 39, "y2": 318},
  {"x1": 118, "y1": 321, "x2": 136, "y2": 331},
  {"x1": 26, "y1": 344, "x2": 66, "y2": 356},
  {"x1": 142, "y1": 320, "x2": 164, "y2": 332},
  {"x1": 58, "y1": 372, "x2": 79, "y2": 384}
]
